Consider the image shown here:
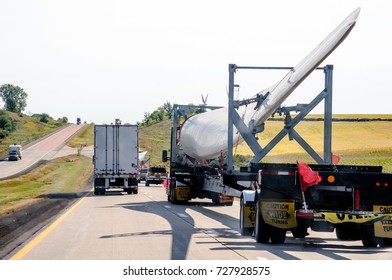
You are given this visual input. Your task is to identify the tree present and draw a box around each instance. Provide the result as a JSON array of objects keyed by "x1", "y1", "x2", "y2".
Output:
[
  {"x1": 162, "y1": 101, "x2": 173, "y2": 119},
  {"x1": 39, "y1": 113, "x2": 50, "y2": 123},
  {"x1": 0, "y1": 84, "x2": 28, "y2": 113}
]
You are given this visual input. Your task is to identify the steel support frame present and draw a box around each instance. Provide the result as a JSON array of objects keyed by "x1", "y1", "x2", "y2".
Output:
[{"x1": 227, "y1": 64, "x2": 334, "y2": 173}]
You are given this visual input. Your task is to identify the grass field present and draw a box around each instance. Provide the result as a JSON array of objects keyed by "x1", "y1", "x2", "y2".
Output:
[
  {"x1": 0, "y1": 155, "x2": 93, "y2": 216},
  {"x1": 67, "y1": 123, "x2": 94, "y2": 148},
  {"x1": 234, "y1": 119, "x2": 392, "y2": 172},
  {"x1": 0, "y1": 111, "x2": 67, "y2": 158},
  {"x1": 139, "y1": 115, "x2": 392, "y2": 172}
]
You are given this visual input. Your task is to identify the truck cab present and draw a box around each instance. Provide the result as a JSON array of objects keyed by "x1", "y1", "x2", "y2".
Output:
[
  {"x1": 145, "y1": 166, "x2": 167, "y2": 186},
  {"x1": 8, "y1": 144, "x2": 22, "y2": 161}
]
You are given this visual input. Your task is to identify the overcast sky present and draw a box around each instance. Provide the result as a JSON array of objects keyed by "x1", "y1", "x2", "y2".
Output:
[{"x1": 0, "y1": 0, "x2": 391, "y2": 124}]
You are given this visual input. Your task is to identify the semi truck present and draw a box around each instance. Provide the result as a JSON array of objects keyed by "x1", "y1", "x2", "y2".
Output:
[
  {"x1": 93, "y1": 124, "x2": 139, "y2": 195},
  {"x1": 8, "y1": 144, "x2": 22, "y2": 161},
  {"x1": 162, "y1": 9, "x2": 392, "y2": 247},
  {"x1": 162, "y1": 61, "x2": 392, "y2": 247},
  {"x1": 162, "y1": 63, "x2": 392, "y2": 248}
]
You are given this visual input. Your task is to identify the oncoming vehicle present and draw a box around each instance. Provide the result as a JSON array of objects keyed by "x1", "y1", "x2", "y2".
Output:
[
  {"x1": 145, "y1": 166, "x2": 167, "y2": 186},
  {"x1": 8, "y1": 144, "x2": 22, "y2": 161}
]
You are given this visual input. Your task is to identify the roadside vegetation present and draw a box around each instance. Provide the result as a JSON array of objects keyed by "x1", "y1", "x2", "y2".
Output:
[
  {"x1": 0, "y1": 155, "x2": 92, "y2": 216},
  {"x1": 0, "y1": 124, "x2": 94, "y2": 217},
  {"x1": 0, "y1": 110, "x2": 67, "y2": 158},
  {"x1": 67, "y1": 123, "x2": 94, "y2": 148},
  {"x1": 234, "y1": 116, "x2": 392, "y2": 172}
]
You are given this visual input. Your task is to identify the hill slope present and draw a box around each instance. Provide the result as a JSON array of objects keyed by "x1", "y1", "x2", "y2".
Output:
[{"x1": 0, "y1": 111, "x2": 67, "y2": 158}]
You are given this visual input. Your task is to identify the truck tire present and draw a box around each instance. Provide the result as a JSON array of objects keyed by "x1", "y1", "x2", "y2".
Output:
[
  {"x1": 212, "y1": 194, "x2": 220, "y2": 205},
  {"x1": 240, "y1": 197, "x2": 254, "y2": 236},
  {"x1": 254, "y1": 201, "x2": 271, "y2": 243},
  {"x1": 361, "y1": 225, "x2": 384, "y2": 247},
  {"x1": 270, "y1": 227, "x2": 286, "y2": 244},
  {"x1": 94, "y1": 187, "x2": 105, "y2": 195},
  {"x1": 132, "y1": 189, "x2": 138, "y2": 194},
  {"x1": 336, "y1": 224, "x2": 360, "y2": 241},
  {"x1": 383, "y1": 238, "x2": 392, "y2": 246},
  {"x1": 145, "y1": 181, "x2": 150, "y2": 187},
  {"x1": 169, "y1": 179, "x2": 178, "y2": 204},
  {"x1": 291, "y1": 227, "x2": 308, "y2": 238}
]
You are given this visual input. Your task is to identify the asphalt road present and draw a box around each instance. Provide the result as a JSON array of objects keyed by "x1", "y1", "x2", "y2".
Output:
[
  {"x1": 0, "y1": 124, "x2": 87, "y2": 180},
  {"x1": 9, "y1": 182, "x2": 392, "y2": 260}
]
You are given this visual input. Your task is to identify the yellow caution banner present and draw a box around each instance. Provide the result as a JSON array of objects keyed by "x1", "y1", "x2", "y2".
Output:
[
  {"x1": 321, "y1": 212, "x2": 392, "y2": 224},
  {"x1": 261, "y1": 201, "x2": 297, "y2": 229}
]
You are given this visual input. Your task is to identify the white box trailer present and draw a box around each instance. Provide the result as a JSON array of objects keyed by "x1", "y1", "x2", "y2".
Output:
[{"x1": 93, "y1": 124, "x2": 139, "y2": 195}]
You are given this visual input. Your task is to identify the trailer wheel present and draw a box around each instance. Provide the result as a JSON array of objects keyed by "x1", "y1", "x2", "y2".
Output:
[
  {"x1": 270, "y1": 227, "x2": 286, "y2": 244},
  {"x1": 384, "y1": 238, "x2": 392, "y2": 247},
  {"x1": 240, "y1": 197, "x2": 254, "y2": 236},
  {"x1": 291, "y1": 227, "x2": 308, "y2": 238},
  {"x1": 361, "y1": 225, "x2": 384, "y2": 247},
  {"x1": 254, "y1": 202, "x2": 271, "y2": 243},
  {"x1": 336, "y1": 224, "x2": 361, "y2": 241},
  {"x1": 169, "y1": 179, "x2": 178, "y2": 204}
]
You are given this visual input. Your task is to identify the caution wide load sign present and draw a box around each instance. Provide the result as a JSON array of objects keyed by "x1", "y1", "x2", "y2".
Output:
[
  {"x1": 374, "y1": 205, "x2": 392, "y2": 238},
  {"x1": 261, "y1": 200, "x2": 297, "y2": 229}
]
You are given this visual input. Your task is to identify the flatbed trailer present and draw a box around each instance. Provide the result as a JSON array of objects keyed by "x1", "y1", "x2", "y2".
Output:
[
  {"x1": 162, "y1": 64, "x2": 392, "y2": 247},
  {"x1": 232, "y1": 162, "x2": 392, "y2": 247}
]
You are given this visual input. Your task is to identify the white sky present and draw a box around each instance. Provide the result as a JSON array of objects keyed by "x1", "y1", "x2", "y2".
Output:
[{"x1": 0, "y1": 0, "x2": 391, "y2": 124}]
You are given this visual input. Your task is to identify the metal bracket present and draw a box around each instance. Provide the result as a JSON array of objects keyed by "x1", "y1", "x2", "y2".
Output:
[{"x1": 227, "y1": 64, "x2": 334, "y2": 172}]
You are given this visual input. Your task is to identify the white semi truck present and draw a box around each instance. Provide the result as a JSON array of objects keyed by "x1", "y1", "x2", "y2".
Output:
[
  {"x1": 8, "y1": 144, "x2": 22, "y2": 161},
  {"x1": 93, "y1": 124, "x2": 139, "y2": 195}
]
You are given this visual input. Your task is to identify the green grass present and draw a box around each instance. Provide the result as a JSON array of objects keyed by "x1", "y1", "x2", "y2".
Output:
[
  {"x1": 0, "y1": 155, "x2": 93, "y2": 216},
  {"x1": 0, "y1": 111, "x2": 67, "y2": 157},
  {"x1": 0, "y1": 120, "x2": 95, "y2": 217},
  {"x1": 139, "y1": 120, "x2": 171, "y2": 166},
  {"x1": 67, "y1": 123, "x2": 94, "y2": 148}
]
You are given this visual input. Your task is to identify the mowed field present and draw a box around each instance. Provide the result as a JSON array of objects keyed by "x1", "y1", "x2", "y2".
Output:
[{"x1": 234, "y1": 115, "x2": 392, "y2": 172}]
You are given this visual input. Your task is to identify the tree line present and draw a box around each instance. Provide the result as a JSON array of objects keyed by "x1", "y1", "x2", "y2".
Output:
[
  {"x1": 138, "y1": 101, "x2": 173, "y2": 126},
  {"x1": 0, "y1": 84, "x2": 68, "y2": 139}
]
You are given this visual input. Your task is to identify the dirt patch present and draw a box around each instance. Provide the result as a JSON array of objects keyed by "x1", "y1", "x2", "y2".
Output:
[{"x1": 0, "y1": 185, "x2": 91, "y2": 259}]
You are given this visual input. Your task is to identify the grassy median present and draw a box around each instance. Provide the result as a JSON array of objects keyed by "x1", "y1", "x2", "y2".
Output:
[
  {"x1": 0, "y1": 155, "x2": 93, "y2": 216},
  {"x1": 0, "y1": 124, "x2": 95, "y2": 217}
]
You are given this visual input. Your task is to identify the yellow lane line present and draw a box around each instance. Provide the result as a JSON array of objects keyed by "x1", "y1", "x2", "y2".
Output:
[{"x1": 10, "y1": 193, "x2": 89, "y2": 260}]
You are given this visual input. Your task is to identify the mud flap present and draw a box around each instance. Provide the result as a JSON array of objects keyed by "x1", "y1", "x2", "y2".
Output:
[{"x1": 261, "y1": 200, "x2": 297, "y2": 229}]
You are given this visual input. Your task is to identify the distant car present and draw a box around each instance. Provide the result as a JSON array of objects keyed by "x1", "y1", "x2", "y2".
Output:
[
  {"x1": 138, "y1": 168, "x2": 148, "y2": 182},
  {"x1": 145, "y1": 166, "x2": 167, "y2": 186}
]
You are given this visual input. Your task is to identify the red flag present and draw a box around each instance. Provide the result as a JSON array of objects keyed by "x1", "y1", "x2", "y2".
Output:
[
  {"x1": 297, "y1": 162, "x2": 322, "y2": 192},
  {"x1": 332, "y1": 154, "x2": 341, "y2": 164}
]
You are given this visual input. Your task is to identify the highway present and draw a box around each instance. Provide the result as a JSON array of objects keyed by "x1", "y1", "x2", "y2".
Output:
[
  {"x1": 0, "y1": 124, "x2": 87, "y2": 180},
  {"x1": 10, "y1": 182, "x2": 392, "y2": 260}
]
